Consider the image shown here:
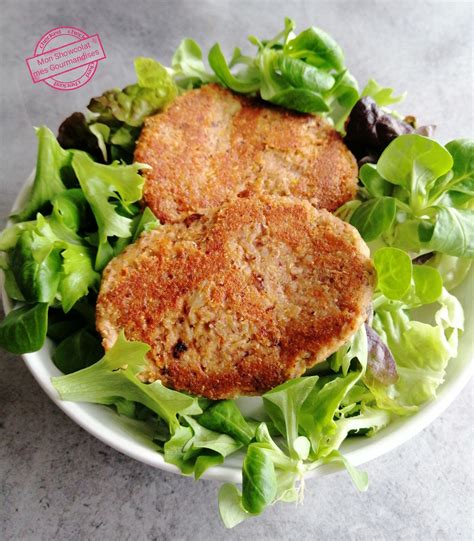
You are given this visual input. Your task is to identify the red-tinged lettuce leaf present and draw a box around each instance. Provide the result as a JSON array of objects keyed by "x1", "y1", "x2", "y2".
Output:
[
  {"x1": 365, "y1": 324, "x2": 398, "y2": 386},
  {"x1": 344, "y1": 97, "x2": 414, "y2": 162}
]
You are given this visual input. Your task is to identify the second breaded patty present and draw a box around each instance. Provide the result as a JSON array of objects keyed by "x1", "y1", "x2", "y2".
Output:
[
  {"x1": 96, "y1": 196, "x2": 375, "y2": 399},
  {"x1": 134, "y1": 84, "x2": 358, "y2": 223}
]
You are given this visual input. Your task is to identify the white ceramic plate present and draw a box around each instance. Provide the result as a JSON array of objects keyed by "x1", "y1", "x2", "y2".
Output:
[{"x1": 2, "y1": 174, "x2": 473, "y2": 483}]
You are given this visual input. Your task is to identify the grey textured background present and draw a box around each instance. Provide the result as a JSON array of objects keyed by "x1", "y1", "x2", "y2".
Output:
[{"x1": 0, "y1": 1, "x2": 473, "y2": 540}]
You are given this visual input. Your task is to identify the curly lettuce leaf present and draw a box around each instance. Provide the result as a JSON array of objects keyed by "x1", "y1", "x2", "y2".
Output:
[
  {"x1": 72, "y1": 151, "x2": 144, "y2": 242},
  {"x1": 88, "y1": 57, "x2": 176, "y2": 127},
  {"x1": 329, "y1": 405, "x2": 391, "y2": 452},
  {"x1": 70, "y1": 151, "x2": 147, "y2": 269},
  {"x1": 58, "y1": 244, "x2": 100, "y2": 312},
  {"x1": 52, "y1": 332, "x2": 201, "y2": 432},
  {"x1": 427, "y1": 253, "x2": 472, "y2": 290},
  {"x1": 14, "y1": 127, "x2": 72, "y2": 222},
  {"x1": 370, "y1": 288, "x2": 463, "y2": 414},
  {"x1": 361, "y1": 79, "x2": 406, "y2": 107}
]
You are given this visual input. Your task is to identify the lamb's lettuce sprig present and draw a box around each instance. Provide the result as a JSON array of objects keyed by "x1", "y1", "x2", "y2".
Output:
[
  {"x1": 171, "y1": 17, "x2": 359, "y2": 129},
  {"x1": 200, "y1": 327, "x2": 392, "y2": 525},
  {"x1": 346, "y1": 135, "x2": 474, "y2": 259}
]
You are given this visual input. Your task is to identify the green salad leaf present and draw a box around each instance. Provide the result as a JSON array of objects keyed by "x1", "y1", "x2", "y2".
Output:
[
  {"x1": 376, "y1": 134, "x2": 453, "y2": 209},
  {"x1": 346, "y1": 134, "x2": 474, "y2": 259},
  {"x1": 0, "y1": 303, "x2": 48, "y2": 354},
  {"x1": 164, "y1": 415, "x2": 242, "y2": 479},
  {"x1": 362, "y1": 79, "x2": 406, "y2": 107},
  {"x1": 171, "y1": 38, "x2": 216, "y2": 88},
  {"x1": 412, "y1": 265, "x2": 443, "y2": 305},
  {"x1": 359, "y1": 163, "x2": 392, "y2": 197},
  {"x1": 52, "y1": 328, "x2": 103, "y2": 374},
  {"x1": 58, "y1": 57, "x2": 176, "y2": 163},
  {"x1": 14, "y1": 127, "x2": 72, "y2": 222},
  {"x1": 285, "y1": 25, "x2": 345, "y2": 70},
  {"x1": 241, "y1": 444, "x2": 277, "y2": 514},
  {"x1": 71, "y1": 151, "x2": 145, "y2": 244},
  {"x1": 350, "y1": 197, "x2": 396, "y2": 241},
  {"x1": 419, "y1": 207, "x2": 474, "y2": 258},
  {"x1": 301, "y1": 371, "x2": 362, "y2": 457},
  {"x1": 208, "y1": 44, "x2": 260, "y2": 93},
  {"x1": 329, "y1": 323, "x2": 367, "y2": 376},
  {"x1": 427, "y1": 253, "x2": 472, "y2": 291},
  {"x1": 170, "y1": 17, "x2": 359, "y2": 128},
  {"x1": 58, "y1": 244, "x2": 100, "y2": 312},
  {"x1": 7, "y1": 214, "x2": 99, "y2": 311},
  {"x1": 370, "y1": 289, "x2": 463, "y2": 414},
  {"x1": 88, "y1": 57, "x2": 177, "y2": 128},
  {"x1": 218, "y1": 484, "x2": 249, "y2": 528},
  {"x1": 373, "y1": 247, "x2": 443, "y2": 306},
  {"x1": 131, "y1": 207, "x2": 160, "y2": 242},
  {"x1": 10, "y1": 225, "x2": 62, "y2": 303},
  {"x1": 263, "y1": 376, "x2": 318, "y2": 458},
  {"x1": 52, "y1": 332, "x2": 201, "y2": 432},
  {"x1": 373, "y1": 247, "x2": 412, "y2": 300},
  {"x1": 198, "y1": 400, "x2": 255, "y2": 445},
  {"x1": 430, "y1": 139, "x2": 474, "y2": 201}
]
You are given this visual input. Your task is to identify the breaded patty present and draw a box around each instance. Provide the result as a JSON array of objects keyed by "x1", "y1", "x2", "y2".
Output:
[
  {"x1": 96, "y1": 196, "x2": 374, "y2": 399},
  {"x1": 134, "y1": 84, "x2": 358, "y2": 224}
]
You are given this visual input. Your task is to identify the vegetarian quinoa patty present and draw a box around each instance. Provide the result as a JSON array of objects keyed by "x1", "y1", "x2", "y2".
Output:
[
  {"x1": 96, "y1": 196, "x2": 375, "y2": 399},
  {"x1": 134, "y1": 84, "x2": 358, "y2": 223}
]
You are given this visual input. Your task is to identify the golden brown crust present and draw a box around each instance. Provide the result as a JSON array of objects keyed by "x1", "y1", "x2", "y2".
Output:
[
  {"x1": 134, "y1": 84, "x2": 358, "y2": 223},
  {"x1": 96, "y1": 196, "x2": 375, "y2": 399}
]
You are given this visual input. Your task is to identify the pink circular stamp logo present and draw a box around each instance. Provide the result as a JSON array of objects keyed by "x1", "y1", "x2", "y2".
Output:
[{"x1": 26, "y1": 26, "x2": 106, "y2": 91}]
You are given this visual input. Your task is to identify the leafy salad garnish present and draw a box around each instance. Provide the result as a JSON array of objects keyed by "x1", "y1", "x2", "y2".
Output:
[
  {"x1": 0, "y1": 122, "x2": 158, "y2": 355},
  {"x1": 171, "y1": 17, "x2": 359, "y2": 129},
  {"x1": 344, "y1": 135, "x2": 474, "y2": 260},
  {"x1": 0, "y1": 18, "x2": 472, "y2": 529},
  {"x1": 58, "y1": 56, "x2": 177, "y2": 163}
]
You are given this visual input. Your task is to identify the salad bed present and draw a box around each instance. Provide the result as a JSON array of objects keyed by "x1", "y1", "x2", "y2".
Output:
[{"x1": 0, "y1": 19, "x2": 473, "y2": 528}]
